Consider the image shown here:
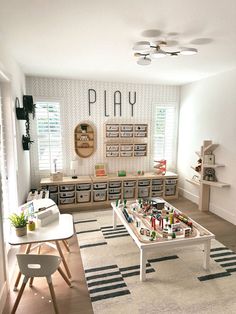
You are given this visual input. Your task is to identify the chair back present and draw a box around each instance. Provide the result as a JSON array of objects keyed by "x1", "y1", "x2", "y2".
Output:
[{"x1": 17, "y1": 254, "x2": 61, "y2": 278}]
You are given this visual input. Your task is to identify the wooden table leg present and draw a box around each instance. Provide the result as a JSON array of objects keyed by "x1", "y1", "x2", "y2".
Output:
[
  {"x1": 140, "y1": 249, "x2": 147, "y2": 282},
  {"x1": 113, "y1": 209, "x2": 117, "y2": 229},
  {"x1": 55, "y1": 240, "x2": 71, "y2": 278},
  {"x1": 203, "y1": 239, "x2": 211, "y2": 270},
  {"x1": 62, "y1": 240, "x2": 70, "y2": 253},
  {"x1": 13, "y1": 244, "x2": 32, "y2": 291}
]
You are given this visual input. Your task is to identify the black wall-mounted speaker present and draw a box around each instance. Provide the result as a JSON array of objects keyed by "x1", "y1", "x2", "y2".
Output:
[{"x1": 23, "y1": 95, "x2": 34, "y2": 113}]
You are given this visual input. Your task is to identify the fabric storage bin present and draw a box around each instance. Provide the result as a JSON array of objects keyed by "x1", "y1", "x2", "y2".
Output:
[
  {"x1": 123, "y1": 181, "x2": 136, "y2": 187},
  {"x1": 93, "y1": 190, "x2": 107, "y2": 202},
  {"x1": 134, "y1": 132, "x2": 147, "y2": 137},
  {"x1": 165, "y1": 179, "x2": 177, "y2": 185},
  {"x1": 152, "y1": 191, "x2": 163, "y2": 197},
  {"x1": 77, "y1": 191, "x2": 91, "y2": 203},
  {"x1": 59, "y1": 185, "x2": 75, "y2": 191},
  {"x1": 120, "y1": 152, "x2": 133, "y2": 157},
  {"x1": 49, "y1": 193, "x2": 58, "y2": 204},
  {"x1": 59, "y1": 191, "x2": 75, "y2": 198},
  {"x1": 109, "y1": 181, "x2": 121, "y2": 188},
  {"x1": 165, "y1": 185, "x2": 176, "y2": 196},
  {"x1": 152, "y1": 179, "x2": 163, "y2": 185},
  {"x1": 106, "y1": 124, "x2": 119, "y2": 131},
  {"x1": 138, "y1": 180, "x2": 150, "y2": 186},
  {"x1": 152, "y1": 185, "x2": 163, "y2": 191},
  {"x1": 123, "y1": 187, "x2": 135, "y2": 199},
  {"x1": 93, "y1": 183, "x2": 107, "y2": 190},
  {"x1": 76, "y1": 184, "x2": 91, "y2": 190},
  {"x1": 109, "y1": 193, "x2": 121, "y2": 200},
  {"x1": 109, "y1": 188, "x2": 121, "y2": 194},
  {"x1": 59, "y1": 197, "x2": 75, "y2": 205},
  {"x1": 138, "y1": 187, "x2": 149, "y2": 198},
  {"x1": 106, "y1": 152, "x2": 119, "y2": 157},
  {"x1": 120, "y1": 125, "x2": 133, "y2": 131},
  {"x1": 48, "y1": 185, "x2": 58, "y2": 193}
]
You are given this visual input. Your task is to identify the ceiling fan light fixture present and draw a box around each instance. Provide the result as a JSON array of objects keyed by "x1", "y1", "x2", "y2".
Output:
[
  {"x1": 137, "y1": 56, "x2": 151, "y2": 65},
  {"x1": 180, "y1": 47, "x2": 198, "y2": 55},
  {"x1": 150, "y1": 49, "x2": 167, "y2": 59},
  {"x1": 133, "y1": 41, "x2": 150, "y2": 51}
]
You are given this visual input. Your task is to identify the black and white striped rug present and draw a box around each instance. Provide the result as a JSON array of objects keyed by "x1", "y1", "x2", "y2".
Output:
[{"x1": 74, "y1": 209, "x2": 236, "y2": 314}]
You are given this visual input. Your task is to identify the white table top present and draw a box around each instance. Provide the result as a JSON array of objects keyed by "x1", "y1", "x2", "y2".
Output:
[{"x1": 9, "y1": 199, "x2": 74, "y2": 245}]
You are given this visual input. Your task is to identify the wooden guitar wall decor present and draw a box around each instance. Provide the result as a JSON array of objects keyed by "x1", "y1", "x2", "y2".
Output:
[{"x1": 74, "y1": 122, "x2": 95, "y2": 158}]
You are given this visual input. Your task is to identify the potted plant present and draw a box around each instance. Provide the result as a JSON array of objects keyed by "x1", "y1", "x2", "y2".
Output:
[{"x1": 9, "y1": 212, "x2": 28, "y2": 237}]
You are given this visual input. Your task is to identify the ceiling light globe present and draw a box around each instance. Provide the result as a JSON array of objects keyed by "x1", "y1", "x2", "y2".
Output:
[
  {"x1": 133, "y1": 41, "x2": 150, "y2": 51},
  {"x1": 180, "y1": 47, "x2": 198, "y2": 55},
  {"x1": 137, "y1": 57, "x2": 151, "y2": 65}
]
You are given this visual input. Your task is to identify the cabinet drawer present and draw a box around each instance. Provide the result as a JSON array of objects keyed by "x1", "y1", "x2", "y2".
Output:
[
  {"x1": 77, "y1": 191, "x2": 91, "y2": 203},
  {"x1": 106, "y1": 144, "x2": 119, "y2": 151},
  {"x1": 152, "y1": 185, "x2": 163, "y2": 191},
  {"x1": 123, "y1": 181, "x2": 136, "y2": 187},
  {"x1": 59, "y1": 191, "x2": 75, "y2": 198},
  {"x1": 165, "y1": 185, "x2": 176, "y2": 196},
  {"x1": 109, "y1": 193, "x2": 121, "y2": 200},
  {"x1": 120, "y1": 144, "x2": 133, "y2": 151},
  {"x1": 120, "y1": 125, "x2": 133, "y2": 131},
  {"x1": 109, "y1": 188, "x2": 121, "y2": 194},
  {"x1": 59, "y1": 185, "x2": 75, "y2": 191},
  {"x1": 165, "y1": 179, "x2": 177, "y2": 185},
  {"x1": 106, "y1": 124, "x2": 119, "y2": 131},
  {"x1": 59, "y1": 197, "x2": 75, "y2": 205},
  {"x1": 106, "y1": 132, "x2": 119, "y2": 138},
  {"x1": 93, "y1": 191, "x2": 107, "y2": 202},
  {"x1": 138, "y1": 187, "x2": 149, "y2": 198},
  {"x1": 109, "y1": 181, "x2": 121, "y2": 188},
  {"x1": 106, "y1": 152, "x2": 119, "y2": 157},
  {"x1": 48, "y1": 185, "x2": 58, "y2": 193},
  {"x1": 152, "y1": 191, "x2": 163, "y2": 197},
  {"x1": 134, "y1": 144, "x2": 146, "y2": 151},
  {"x1": 134, "y1": 125, "x2": 147, "y2": 132},
  {"x1": 120, "y1": 132, "x2": 133, "y2": 138},
  {"x1": 134, "y1": 151, "x2": 146, "y2": 156},
  {"x1": 76, "y1": 184, "x2": 91, "y2": 191},
  {"x1": 120, "y1": 151, "x2": 133, "y2": 157},
  {"x1": 138, "y1": 180, "x2": 150, "y2": 186},
  {"x1": 93, "y1": 183, "x2": 107, "y2": 190},
  {"x1": 152, "y1": 179, "x2": 163, "y2": 185},
  {"x1": 123, "y1": 187, "x2": 135, "y2": 199}
]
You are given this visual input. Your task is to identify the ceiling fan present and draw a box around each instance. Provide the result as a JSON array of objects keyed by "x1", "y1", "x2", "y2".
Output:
[{"x1": 133, "y1": 40, "x2": 198, "y2": 65}]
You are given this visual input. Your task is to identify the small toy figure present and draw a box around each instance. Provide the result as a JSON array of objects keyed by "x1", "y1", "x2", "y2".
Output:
[
  {"x1": 162, "y1": 228, "x2": 168, "y2": 239},
  {"x1": 151, "y1": 215, "x2": 156, "y2": 230},
  {"x1": 140, "y1": 228, "x2": 145, "y2": 235}
]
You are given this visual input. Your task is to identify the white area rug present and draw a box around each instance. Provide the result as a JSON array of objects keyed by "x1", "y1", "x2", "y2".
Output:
[{"x1": 74, "y1": 209, "x2": 236, "y2": 314}]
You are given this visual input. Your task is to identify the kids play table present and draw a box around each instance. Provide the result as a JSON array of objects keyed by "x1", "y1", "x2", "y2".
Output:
[{"x1": 111, "y1": 199, "x2": 215, "y2": 282}]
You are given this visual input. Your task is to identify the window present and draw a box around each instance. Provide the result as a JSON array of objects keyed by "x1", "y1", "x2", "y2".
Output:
[
  {"x1": 35, "y1": 101, "x2": 63, "y2": 171},
  {"x1": 153, "y1": 104, "x2": 178, "y2": 169}
]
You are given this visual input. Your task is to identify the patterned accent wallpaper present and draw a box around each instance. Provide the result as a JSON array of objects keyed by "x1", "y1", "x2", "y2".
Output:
[{"x1": 26, "y1": 76, "x2": 179, "y2": 187}]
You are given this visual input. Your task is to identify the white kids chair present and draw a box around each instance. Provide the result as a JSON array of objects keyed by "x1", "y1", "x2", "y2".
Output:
[{"x1": 12, "y1": 254, "x2": 71, "y2": 314}]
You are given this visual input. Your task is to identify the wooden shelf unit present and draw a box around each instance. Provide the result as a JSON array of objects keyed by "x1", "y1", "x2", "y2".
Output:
[
  {"x1": 74, "y1": 122, "x2": 95, "y2": 158},
  {"x1": 40, "y1": 171, "x2": 178, "y2": 211},
  {"x1": 105, "y1": 123, "x2": 148, "y2": 158},
  {"x1": 186, "y1": 140, "x2": 230, "y2": 211}
]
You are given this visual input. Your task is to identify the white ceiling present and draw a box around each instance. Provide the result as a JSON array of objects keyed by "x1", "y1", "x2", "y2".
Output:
[{"x1": 1, "y1": 0, "x2": 236, "y2": 85}]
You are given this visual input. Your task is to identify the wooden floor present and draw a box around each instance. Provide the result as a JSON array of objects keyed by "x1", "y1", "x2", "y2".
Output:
[{"x1": 3, "y1": 196, "x2": 236, "y2": 314}]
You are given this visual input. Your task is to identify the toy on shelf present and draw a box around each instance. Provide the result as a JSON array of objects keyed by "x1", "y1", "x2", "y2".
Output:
[
  {"x1": 194, "y1": 158, "x2": 202, "y2": 173},
  {"x1": 154, "y1": 159, "x2": 166, "y2": 175},
  {"x1": 203, "y1": 167, "x2": 217, "y2": 182}
]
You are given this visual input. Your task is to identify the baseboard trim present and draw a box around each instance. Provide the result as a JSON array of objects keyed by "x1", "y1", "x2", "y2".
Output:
[
  {"x1": 178, "y1": 187, "x2": 199, "y2": 204},
  {"x1": 210, "y1": 203, "x2": 236, "y2": 225},
  {"x1": 0, "y1": 281, "x2": 8, "y2": 313}
]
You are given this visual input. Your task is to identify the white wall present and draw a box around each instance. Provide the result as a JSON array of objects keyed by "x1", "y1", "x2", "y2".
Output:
[
  {"x1": 178, "y1": 68, "x2": 236, "y2": 224},
  {"x1": 26, "y1": 76, "x2": 180, "y2": 187}
]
